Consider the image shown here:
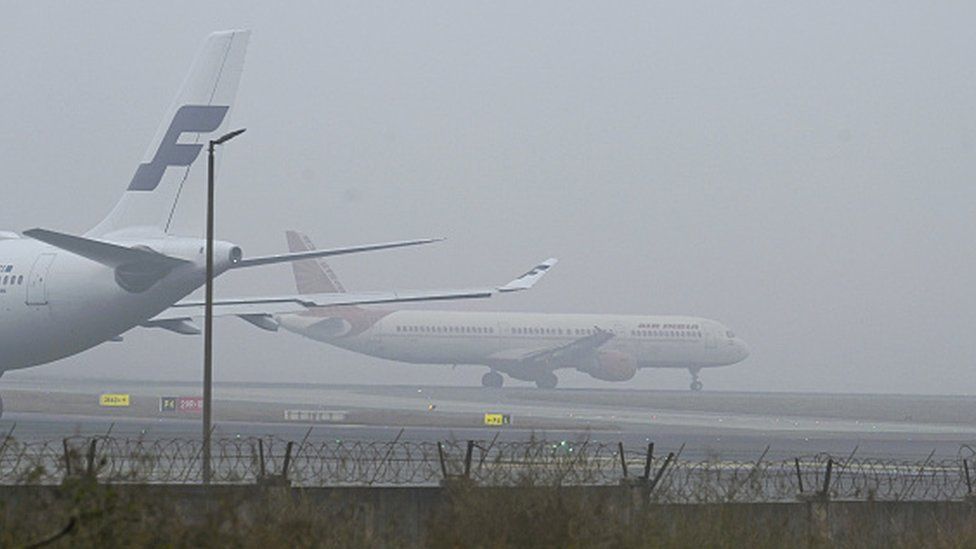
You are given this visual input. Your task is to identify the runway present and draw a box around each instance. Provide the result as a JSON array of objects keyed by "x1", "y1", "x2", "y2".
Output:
[{"x1": 2, "y1": 376, "x2": 975, "y2": 461}]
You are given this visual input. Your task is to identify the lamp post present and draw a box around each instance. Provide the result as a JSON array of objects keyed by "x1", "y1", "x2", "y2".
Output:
[{"x1": 203, "y1": 127, "x2": 246, "y2": 485}]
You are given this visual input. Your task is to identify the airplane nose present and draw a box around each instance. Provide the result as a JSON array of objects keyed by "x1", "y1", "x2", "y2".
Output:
[{"x1": 735, "y1": 339, "x2": 750, "y2": 360}]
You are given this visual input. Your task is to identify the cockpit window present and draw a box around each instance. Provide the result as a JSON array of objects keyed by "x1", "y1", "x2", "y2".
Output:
[{"x1": 726, "y1": 331, "x2": 735, "y2": 338}]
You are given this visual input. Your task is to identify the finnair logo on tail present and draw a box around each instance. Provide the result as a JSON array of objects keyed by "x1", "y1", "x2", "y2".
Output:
[
  {"x1": 127, "y1": 105, "x2": 229, "y2": 191},
  {"x1": 518, "y1": 264, "x2": 551, "y2": 278}
]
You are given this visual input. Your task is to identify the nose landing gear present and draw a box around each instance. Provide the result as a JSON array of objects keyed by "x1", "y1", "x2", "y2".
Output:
[{"x1": 689, "y1": 368, "x2": 703, "y2": 392}]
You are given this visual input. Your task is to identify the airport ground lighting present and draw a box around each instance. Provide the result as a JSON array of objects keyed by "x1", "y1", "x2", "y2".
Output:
[{"x1": 203, "y1": 128, "x2": 246, "y2": 485}]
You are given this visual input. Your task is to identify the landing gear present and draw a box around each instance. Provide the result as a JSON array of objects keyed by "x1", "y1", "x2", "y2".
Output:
[
  {"x1": 689, "y1": 368, "x2": 703, "y2": 392},
  {"x1": 535, "y1": 372, "x2": 558, "y2": 390},
  {"x1": 482, "y1": 371, "x2": 504, "y2": 388}
]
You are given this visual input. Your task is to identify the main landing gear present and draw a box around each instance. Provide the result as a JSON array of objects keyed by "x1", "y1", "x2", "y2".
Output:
[
  {"x1": 535, "y1": 372, "x2": 558, "y2": 390},
  {"x1": 689, "y1": 368, "x2": 703, "y2": 392},
  {"x1": 482, "y1": 371, "x2": 504, "y2": 388}
]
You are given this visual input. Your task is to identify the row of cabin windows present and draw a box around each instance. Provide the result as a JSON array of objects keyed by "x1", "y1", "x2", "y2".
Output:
[
  {"x1": 513, "y1": 327, "x2": 598, "y2": 336},
  {"x1": 1, "y1": 275, "x2": 23, "y2": 286},
  {"x1": 632, "y1": 330, "x2": 701, "y2": 339},
  {"x1": 394, "y1": 324, "x2": 701, "y2": 340},
  {"x1": 397, "y1": 325, "x2": 495, "y2": 335}
]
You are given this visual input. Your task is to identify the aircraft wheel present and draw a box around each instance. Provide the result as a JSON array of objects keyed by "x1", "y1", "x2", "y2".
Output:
[
  {"x1": 482, "y1": 371, "x2": 504, "y2": 388},
  {"x1": 690, "y1": 380, "x2": 703, "y2": 392},
  {"x1": 535, "y1": 373, "x2": 558, "y2": 390}
]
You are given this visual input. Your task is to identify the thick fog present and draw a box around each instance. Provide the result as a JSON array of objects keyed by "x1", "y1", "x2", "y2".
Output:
[{"x1": 2, "y1": 2, "x2": 975, "y2": 394}]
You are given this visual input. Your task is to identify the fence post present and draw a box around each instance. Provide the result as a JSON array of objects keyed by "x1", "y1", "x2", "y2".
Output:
[
  {"x1": 642, "y1": 443, "x2": 654, "y2": 480},
  {"x1": 85, "y1": 439, "x2": 98, "y2": 478},
  {"x1": 821, "y1": 459, "x2": 833, "y2": 498},
  {"x1": 799, "y1": 458, "x2": 833, "y2": 544},
  {"x1": 797, "y1": 457, "x2": 832, "y2": 503},
  {"x1": 965, "y1": 460, "x2": 973, "y2": 495},
  {"x1": 255, "y1": 439, "x2": 294, "y2": 488},
  {"x1": 0, "y1": 423, "x2": 16, "y2": 463},
  {"x1": 618, "y1": 442, "x2": 628, "y2": 479},
  {"x1": 62, "y1": 439, "x2": 72, "y2": 478},
  {"x1": 794, "y1": 458, "x2": 805, "y2": 494},
  {"x1": 647, "y1": 452, "x2": 675, "y2": 496},
  {"x1": 964, "y1": 459, "x2": 976, "y2": 504},
  {"x1": 463, "y1": 441, "x2": 474, "y2": 479},
  {"x1": 437, "y1": 442, "x2": 449, "y2": 479},
  {"x1": 282, "y1": 441, "x2": 294, "y2": 482}
]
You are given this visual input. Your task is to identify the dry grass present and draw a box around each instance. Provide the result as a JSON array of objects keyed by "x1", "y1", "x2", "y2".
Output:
[{"x1": 2, "y1": 478, "x2": 976, "y2": 548}]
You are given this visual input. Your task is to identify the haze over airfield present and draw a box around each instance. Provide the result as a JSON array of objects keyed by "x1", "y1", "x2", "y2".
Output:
[{"x1": 1, "y1": 2, "x2": 974, "y2": 394}]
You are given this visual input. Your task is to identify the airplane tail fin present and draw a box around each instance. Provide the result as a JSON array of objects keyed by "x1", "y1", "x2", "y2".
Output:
[
  {"x1": 285, "y1": 230, "x2": 348, "y2": 294},
  {"x1": 87, "y1": 30, "x2": 250, "y2": 238}
]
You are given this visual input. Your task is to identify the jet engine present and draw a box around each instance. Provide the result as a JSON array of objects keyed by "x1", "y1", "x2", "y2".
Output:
[
  {"x1": 307, "y1": 316, "x2": 353, "y2": 338},
  {"x1": 579, "y1": 350, "x2": 637, "y2": 382},
  {"x1": 115, "y1": 243, "x2": 241, "y2": 293},
  {"x1": 114, "y1": 245, "x2": 186, "y2": 293}
]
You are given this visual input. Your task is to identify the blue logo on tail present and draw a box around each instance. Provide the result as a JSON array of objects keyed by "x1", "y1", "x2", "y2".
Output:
[{"x1": 127, "y1": 105, "x2": 229, "y2": 191}]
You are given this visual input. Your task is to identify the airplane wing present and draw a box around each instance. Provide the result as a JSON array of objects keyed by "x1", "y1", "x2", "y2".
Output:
[
  {"x1": 488, "y1": 327, "x2": 615, "y2": 364},
  {"x1": 229, "y1": 238, "x2": 443, "y2": 269},
  {"x1": 143, "y1": 258, "x2": 558, "y2": 333}
]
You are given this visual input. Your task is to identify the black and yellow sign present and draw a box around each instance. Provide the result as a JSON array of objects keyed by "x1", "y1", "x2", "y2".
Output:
[
  {"x1": 159, "y1": 396, "x2": 177, "y2": 412},
  {"x1": 99, "y1": 393, "x2": 130, "y2": 407},
  {"x1": 484, "y1": 413, "x2": 512, "y2": 426}
]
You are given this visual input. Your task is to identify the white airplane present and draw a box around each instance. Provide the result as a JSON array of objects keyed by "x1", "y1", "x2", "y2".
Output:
[
  {"x1": 0, "y1": 30, "x2": 551, "y2": 407},
  {"x1": 266, "y1": 232, "x2": 749, "y2": 390}
]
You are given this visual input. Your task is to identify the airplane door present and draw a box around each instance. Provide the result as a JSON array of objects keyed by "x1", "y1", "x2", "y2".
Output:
[
  {"x1": 368, "y1": 319, "x2": 385, "y2": 354},
  {"x1": 613, "y1": 321, "x2": 630, "y2": 350},
  {"x1": 705, "y1": 330, "x2": 717, "y2": 349},
  {"x1": 26, "y1": 253, "x2": 56, "y2": 306}
]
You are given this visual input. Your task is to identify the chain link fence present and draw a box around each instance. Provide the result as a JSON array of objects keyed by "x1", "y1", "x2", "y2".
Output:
[{"x1": 0, "y1": 435, "x2": 973, "y2": 502}]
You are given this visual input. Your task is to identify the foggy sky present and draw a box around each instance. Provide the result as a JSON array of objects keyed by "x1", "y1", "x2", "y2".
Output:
[{"x1": 2, "y1": 2, "x2": 975, "y2": 394}]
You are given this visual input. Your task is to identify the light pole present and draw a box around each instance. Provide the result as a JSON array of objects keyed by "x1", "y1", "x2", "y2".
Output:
[{"x1": 203, "y1": 127, "x2": 246, "y2": 485}]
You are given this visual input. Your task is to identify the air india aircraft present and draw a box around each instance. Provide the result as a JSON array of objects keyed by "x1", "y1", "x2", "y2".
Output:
[{"x1": 253, "y1": 232, "x2": 748, "y2": 391}]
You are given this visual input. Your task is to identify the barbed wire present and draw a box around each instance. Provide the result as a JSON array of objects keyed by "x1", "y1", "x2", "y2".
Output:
[{"x1": 0, "y1": 435, "x2": 971, "y2": 502}]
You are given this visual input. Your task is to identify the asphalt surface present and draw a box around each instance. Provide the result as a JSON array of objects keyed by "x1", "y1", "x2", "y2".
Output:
[{"x1": 2, "y1": 376, "x2": 975, "y2": 461}]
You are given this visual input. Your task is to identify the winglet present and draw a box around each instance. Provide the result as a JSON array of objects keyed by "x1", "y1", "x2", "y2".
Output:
[{"x1": 498, "y1": 258, "x2": 558, "y2": 292}]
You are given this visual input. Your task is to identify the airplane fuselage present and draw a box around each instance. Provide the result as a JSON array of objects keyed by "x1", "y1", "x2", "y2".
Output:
[
  {"x1": 278, "y1": 309, "x2": 749, "y2": 385},
  {"x1": 0, "y1": 234, "x2": 239, "y2": 372}
]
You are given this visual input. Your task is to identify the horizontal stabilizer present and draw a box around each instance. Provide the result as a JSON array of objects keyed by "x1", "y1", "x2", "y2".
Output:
[
  {"x1": 231, "y1": 238, "x2": 443, "y2": 269},
  {"x1": 24, "y1": 228, "x2": 190, "y2": 270}
]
